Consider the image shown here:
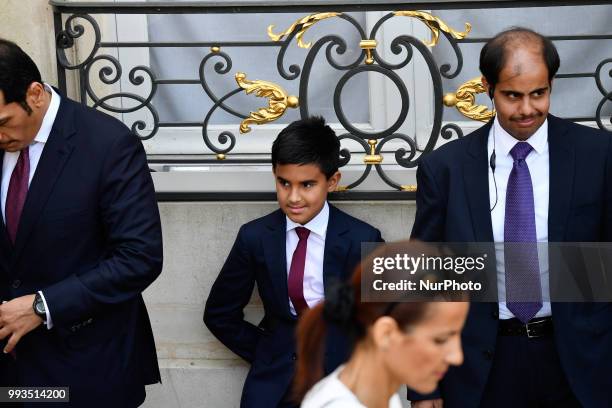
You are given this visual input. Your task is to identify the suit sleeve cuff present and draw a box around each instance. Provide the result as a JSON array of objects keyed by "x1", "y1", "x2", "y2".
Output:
[{"x1": 37, "y1": 291, "x2": 53, "y2": 329}]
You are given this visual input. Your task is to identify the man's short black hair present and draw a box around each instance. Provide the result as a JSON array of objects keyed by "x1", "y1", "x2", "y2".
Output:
[
  {"x1": 0, "y1": 38, "x2": 42, "y2": 113},
  {"x1": 479, "y1": 27, "x2": 560, "y2": 93},
  {"x1": 271, "y1": 116, "x2": 340, "y2": 179}
]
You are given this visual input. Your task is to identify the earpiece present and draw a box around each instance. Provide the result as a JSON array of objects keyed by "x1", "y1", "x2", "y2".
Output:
[
  {"x1": 489, "y1": 88, "x2": 499, "y2": 212},
  {"x1": 488, "y1": 89, "x2": 496, "y2": 174}
]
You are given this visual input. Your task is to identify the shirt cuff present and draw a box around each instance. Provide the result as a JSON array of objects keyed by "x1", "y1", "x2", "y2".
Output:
[{"x1": 37, "y1": 291, "x2": 53, "y2": 329}]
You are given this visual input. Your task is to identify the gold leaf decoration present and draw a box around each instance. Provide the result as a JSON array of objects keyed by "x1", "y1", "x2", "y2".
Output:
[
  {"x1": 267, "y1": 12, "x2": 341, "y2": 49},
  {"x1": 235, "y1": 72, "x2": 299, "y2": 134},
  {"x1": 443, "y1": 77, "x2": 495, "y2": 122},
  {"x1": 394, "y1": 11, "x2": 471, "y2": 47}
]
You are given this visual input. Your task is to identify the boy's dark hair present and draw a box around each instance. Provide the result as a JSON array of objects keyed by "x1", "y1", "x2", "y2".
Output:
[
  {"x1": 479, "y1": 27, "x2": 560, "y2": 94},
  {"x1": 0, "y1": 38, "x2": 42, "y2": 114},
  {"x1": 271, "y1": 116, "x2": 340, "y2": 179}
]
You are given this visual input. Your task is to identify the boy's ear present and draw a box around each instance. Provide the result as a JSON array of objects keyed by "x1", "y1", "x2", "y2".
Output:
[{"x1": 327, "y1": 171, "x2": 341, "y2": 192}]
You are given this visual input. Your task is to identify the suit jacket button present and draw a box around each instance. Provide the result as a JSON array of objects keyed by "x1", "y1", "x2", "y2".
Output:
[
  {"x1": 291, "y1": 353, "x2": 297, "y2": 361},
  {"x1": 483, "y1": 350, "x2": 493, "y2": 360},
  {"x1": 11, "y1": 280, "x2": 21, "y2": 289}
]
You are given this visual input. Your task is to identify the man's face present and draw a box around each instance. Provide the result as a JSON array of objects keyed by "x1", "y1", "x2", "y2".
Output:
[
  {"x1": 0, "y1": 84, "x2": 47, "y2": 152},
  {"x1": 274, "y1": 163, "x2": 340, "y2": 225},
  {"x1": 484, "y1": 47, "x2": 551, "y2": 141}
]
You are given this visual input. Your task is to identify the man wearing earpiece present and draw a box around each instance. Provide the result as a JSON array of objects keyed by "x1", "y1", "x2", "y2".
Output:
[{"x1": 411, "y1": 27, "x2": 612, "y2": 408}]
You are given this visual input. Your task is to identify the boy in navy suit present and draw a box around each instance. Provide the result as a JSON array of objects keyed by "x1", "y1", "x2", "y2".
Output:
[{"x1": 204, "y1": 117, "x2": 383, "y2": 408}]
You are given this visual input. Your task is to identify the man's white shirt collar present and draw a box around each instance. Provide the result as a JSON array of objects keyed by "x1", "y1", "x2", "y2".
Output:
[
  {"x1": 493, "y1": 116, "x2": 548, "y2": 157},
  {"x1": 34, "y1": 84, "x2": 60, "y2": 145},
  {"x1": 286, "y1": 201, "x2": 330, "y2": 239}
]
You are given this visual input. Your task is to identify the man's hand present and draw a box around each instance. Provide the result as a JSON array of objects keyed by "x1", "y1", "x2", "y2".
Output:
[
  {"x1": 0, "y1": 294, "x2": 43, "y2": 353},
  {"x1": 412, "y1": 399, "x2": 443, "y2": 408}
]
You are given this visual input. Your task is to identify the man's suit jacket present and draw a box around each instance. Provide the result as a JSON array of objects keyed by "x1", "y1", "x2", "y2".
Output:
[
  {"x1": 204, "y1": 205, "x2": 383, "y2": 408},
  {"x1": 411, "y1": 115, "x2": 612, "y2": 408},
  {"x1": 0, "y1": 95, "x2": 163, "y2": 407}
]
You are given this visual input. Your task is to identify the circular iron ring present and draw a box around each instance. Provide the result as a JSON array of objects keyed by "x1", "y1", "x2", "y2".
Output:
[{"x1": 333, "y1": 65, "x2": 409, "y2": 139}]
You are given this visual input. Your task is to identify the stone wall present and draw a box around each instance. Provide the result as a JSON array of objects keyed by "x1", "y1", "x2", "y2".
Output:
[{"x1": 0, "y1": 0, "x2": 57, "y2": 87}]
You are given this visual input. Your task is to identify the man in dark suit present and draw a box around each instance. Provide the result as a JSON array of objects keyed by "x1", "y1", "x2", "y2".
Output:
[
  {"x1": 204, "y1": 117, "x2": 383, "y2": 408},
  {"x1": 411, "y1": 28, "x2": 612, "y2": 407},
  {"x1": 0, "y1": 39, "x2": 163, "y2": 406}
]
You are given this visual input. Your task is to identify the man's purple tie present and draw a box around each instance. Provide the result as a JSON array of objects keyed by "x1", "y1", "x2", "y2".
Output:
[
  {"x1": 288, "y1": 226, "x2": 310, "y2": 315},
  {"x1": 5, "y1": 146, "x2": 30, "y2": 244},
  {"x1": 504, "y1": 142, "x2": 542, "y2": 323}
]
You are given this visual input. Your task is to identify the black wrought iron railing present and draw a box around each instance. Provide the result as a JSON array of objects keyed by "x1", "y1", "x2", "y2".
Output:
[{"x1": 50, "y1": 1, "x2": 612, "y2": 199}]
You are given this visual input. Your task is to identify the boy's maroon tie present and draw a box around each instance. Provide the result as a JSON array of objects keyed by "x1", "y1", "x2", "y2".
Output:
[{"x1": 288, "y1": 226, "x2": 310, "y2": 314}]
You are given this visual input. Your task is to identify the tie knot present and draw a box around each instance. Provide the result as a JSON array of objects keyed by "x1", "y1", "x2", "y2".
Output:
[
  {"x1": 510, "y1": 142, "x2": 533, "y2": 161},
  {"x1": 295, "y1": 226, "x2": 310, "y2": 240}
]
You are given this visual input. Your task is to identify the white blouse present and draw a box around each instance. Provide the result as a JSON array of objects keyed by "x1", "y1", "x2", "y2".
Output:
[{"x1": 301, "y1": 365, "x2": 403, "y2": 408}]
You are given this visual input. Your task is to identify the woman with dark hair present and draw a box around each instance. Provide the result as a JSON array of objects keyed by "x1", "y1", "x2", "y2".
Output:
[{"x1": 294, "y1": 242, "x2": 469, "y2": 407}]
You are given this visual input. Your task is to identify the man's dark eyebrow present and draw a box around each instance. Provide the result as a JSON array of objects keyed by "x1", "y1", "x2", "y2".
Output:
[{"x1": 499, "y1": 86, "x2": 549, "y2": 97}]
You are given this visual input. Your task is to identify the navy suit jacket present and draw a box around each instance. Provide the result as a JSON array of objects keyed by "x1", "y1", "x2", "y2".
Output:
[
  {"x1": 204, "y1": 205, "x2": 382, "y2": 408},
  {"x1": 411, "y1": 115, "x2": 612, "y2": 408},
  {"x1": 0, "y1": 94, "x2": 163, "y2": 407}
]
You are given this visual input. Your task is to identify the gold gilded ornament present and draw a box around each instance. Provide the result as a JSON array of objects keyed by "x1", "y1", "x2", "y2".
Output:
[
  {"x1": 267, "y1": 12, "x2": 341, "y2": 49},
  {"x1": 235, "y1": 72, "x2": 299, "y2": 134},
  {"x1": 443, "y1": 77, "x2": 495, "y2": 122},
  {"x1": 394, "y1": 11, "x2": 471, "y2": 47}
]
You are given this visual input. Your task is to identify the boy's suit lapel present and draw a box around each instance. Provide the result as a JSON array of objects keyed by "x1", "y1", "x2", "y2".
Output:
[
  {"x1": 262, "y1": 209, "x2": 291, "y2": 316},
  {"x1": 323, "y1": 205, "x2": 351, "y2": 288},
  {"x1": 262, "y1": 206, "x2": 352, "y2": 317}
]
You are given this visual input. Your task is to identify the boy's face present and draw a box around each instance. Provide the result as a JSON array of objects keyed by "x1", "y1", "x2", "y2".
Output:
[{"x1": 274, "y1": 163, "x2": 340, "y2": 225}]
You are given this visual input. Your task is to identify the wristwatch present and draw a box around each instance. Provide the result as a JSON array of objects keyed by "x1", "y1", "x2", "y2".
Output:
[{"x1": 33, "y1": 293, "x2": 46, "y2": 320}]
